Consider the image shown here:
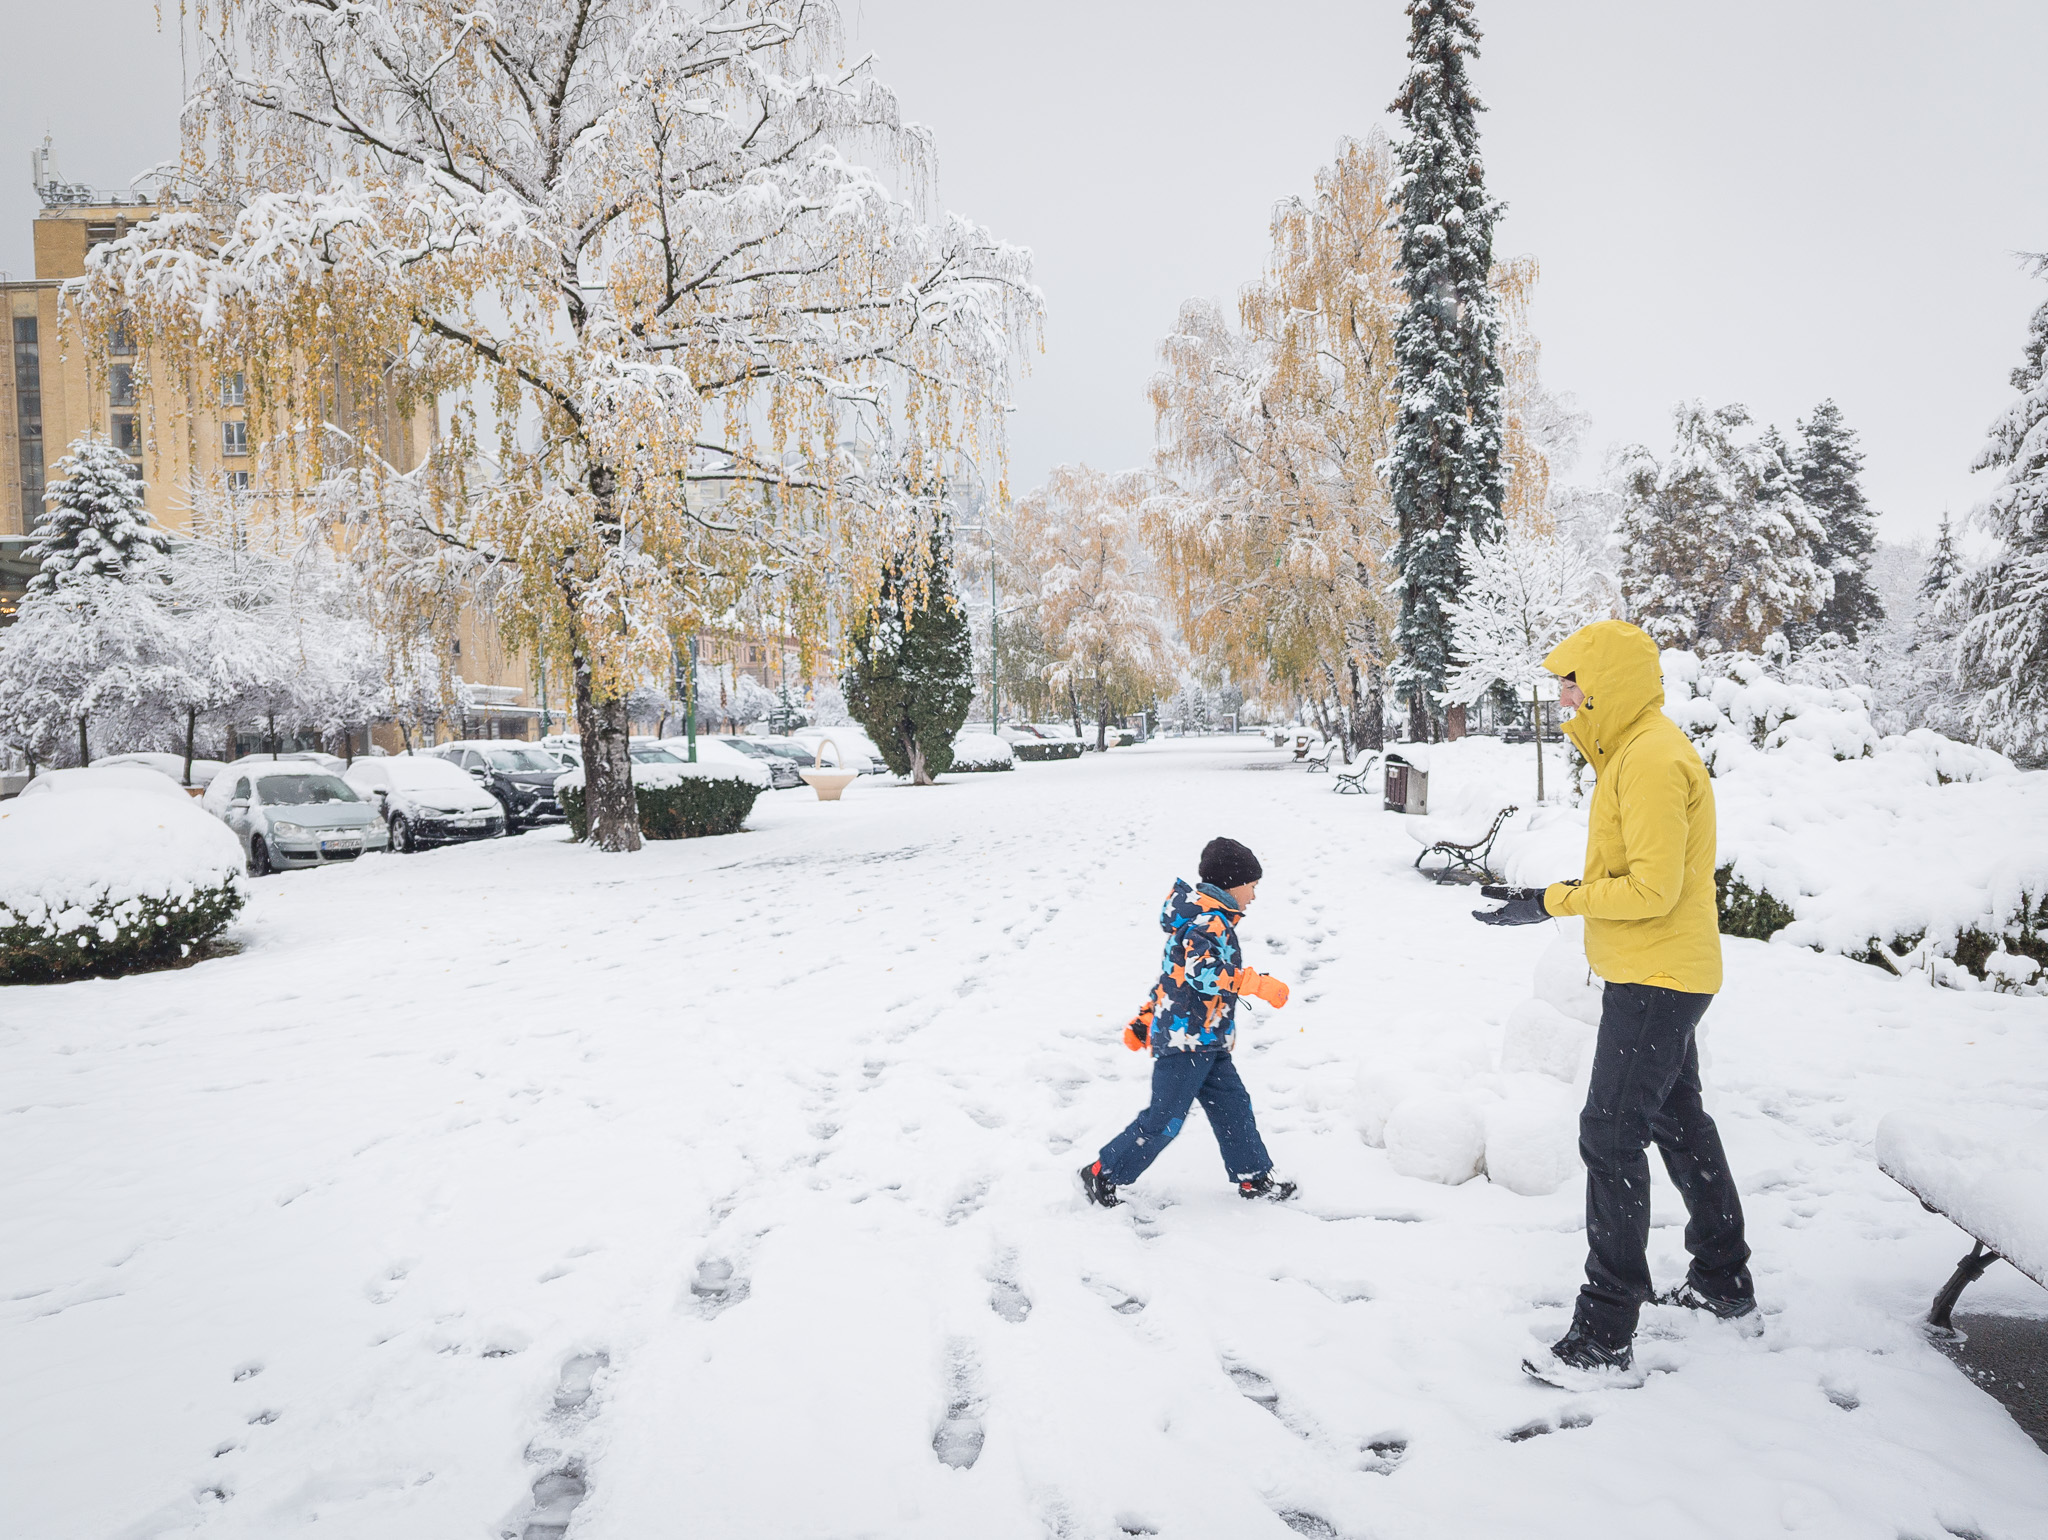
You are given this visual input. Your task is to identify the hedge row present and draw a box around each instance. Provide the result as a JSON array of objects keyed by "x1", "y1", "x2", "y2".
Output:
[
  {"x1": 561, "y1": 775, "x2": 762, "y2": 841},
  {"x1": 0, "y1": 880, "x2": 246, "y2": 984},
  {"x1": 1012, "y1": 740, "x2": 1083, "y2": 762}
]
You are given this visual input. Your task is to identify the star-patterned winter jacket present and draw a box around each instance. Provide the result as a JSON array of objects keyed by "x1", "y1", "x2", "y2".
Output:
[{"x1": 1127, "y1": 879, "x2": 1249, "y2": 1055}]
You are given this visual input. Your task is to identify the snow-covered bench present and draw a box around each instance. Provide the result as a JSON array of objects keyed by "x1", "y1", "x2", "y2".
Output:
[
  {"x1": 1333, "y1": 751, "x2": 1381, "y2": 796},
  {"x1": 1304, "y1": 740, "x2": 1339, "y2": 773},
  {"x1": 1875, "y1": 1110, "x2": 2048, "y2": 1332},
  {"x1": 1413, "y1": 804, "x2": 1518, "y2": 885}
]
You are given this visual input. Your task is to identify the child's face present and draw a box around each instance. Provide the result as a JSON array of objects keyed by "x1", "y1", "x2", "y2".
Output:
[{"x1": 1229, "y1": 880, "x2": 1259, "y2": 910}]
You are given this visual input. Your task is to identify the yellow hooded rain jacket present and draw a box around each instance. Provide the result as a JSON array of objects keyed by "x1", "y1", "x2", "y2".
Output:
[{"x1": 1540, "y1": 620, "x2": 1723, "y2": 995}]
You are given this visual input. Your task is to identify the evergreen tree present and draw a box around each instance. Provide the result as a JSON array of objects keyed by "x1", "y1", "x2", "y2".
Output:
[
  {"x1": 1791, "y1": 400, "x2": 1883, "y2": 644},
  {"x1": 1617, "y1": 402, "x2": 1830, "y2": 654},
  {"x1": 1954, "y1": 261, "x2": 2048, "y2": 764},
  {"x1": 1385, "y1": 0, "x2": 1505, "y2": 742},
  {"x1": 24, "y1": 434, "x2": 169, "y2": 596},
  {"x1": 844, "y1": 527, "x2": 974, "y2": 786},
  {"x1": 1920, "y1": 514, "x2": 1961, "y2": 600}
]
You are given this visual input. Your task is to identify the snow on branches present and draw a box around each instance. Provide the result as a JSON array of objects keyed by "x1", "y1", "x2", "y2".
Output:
[
  {"x1": 1616, "y1": 402, "x2": 1830, "y2": 656},
  {"x1": 75, "y1": 0, "x2": 1041, "y2": 850},
  {"x1": 25, "y1": 435, "x2": 170, "y2": 596}
]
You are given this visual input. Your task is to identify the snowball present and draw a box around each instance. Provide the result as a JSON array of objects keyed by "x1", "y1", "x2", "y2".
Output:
[
  {"x1": 1353, "y1": 1068, "x2": 1413, "y2": 1148},
  {"x1": 1383, "y1": 1094, "x2": 1486, "y2": 1185},
  {"x1": 1499, "y1": 997, "x2": 1594, "y2": 1083},
  {"x1": 1532, "y1": 929, "x2": 1604, "y2": 1027},
  {"x1": 1483, "y1": 1087, "x2": 1580, "y2": 1197}
]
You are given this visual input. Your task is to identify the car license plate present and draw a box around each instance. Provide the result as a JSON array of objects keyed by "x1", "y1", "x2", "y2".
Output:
[
  {"x1": 321, "y1": 836, "x2": 362, "y2": 853},
  {"x1": 455, "y1": 816, "x2": 486, "y2": 827}
]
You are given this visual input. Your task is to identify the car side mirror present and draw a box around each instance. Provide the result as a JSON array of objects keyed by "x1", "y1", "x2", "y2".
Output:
[
  {"x1": 228, "y1": 798, "x2": 249, "y2": 812},
  {"x1": 468, "y1": 766, "x2": 490, "y2": 781}
]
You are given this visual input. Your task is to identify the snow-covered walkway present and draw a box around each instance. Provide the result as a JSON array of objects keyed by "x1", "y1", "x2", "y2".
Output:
[{"x1": 5, "y1": 738, "x2": 2046, "y2": 1540}]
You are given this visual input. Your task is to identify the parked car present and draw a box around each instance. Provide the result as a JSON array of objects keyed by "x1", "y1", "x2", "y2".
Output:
[
  {"x1": 712, "y1": 736, "x2": 804, "y2": 789},
  {"x1": 647, "y1": 737, "x2": 774, "y2": 787},
  {"x1": 751, "y1": 736, "x2": 817, "y2": 768},
  {"x1": 20, "y1": 764, "x2": 193, "y2": 801},
  {"x1": 92, "y1": 752, "x2": 229, "y2": 793},
  {"x1": 789, "y1": 726, "x2": 888, "y2": 774},
  {"x1": 341, "y1": 754, "x2": 506, "y2": 852},
  {"x1": 199, "y1": 761, "x2": 389, "y2": 874},
  {"x1": 427, "y1": 740, "x2": 569, "y2": 831}
]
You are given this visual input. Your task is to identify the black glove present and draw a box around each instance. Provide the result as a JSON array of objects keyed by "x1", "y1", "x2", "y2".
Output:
[
  {"x1": 1479, "y1": 885, "x2": 1545, "y2": 902},
  {"x1": 1473, "y1": 891, "x2": 1552, "y2": 926}
]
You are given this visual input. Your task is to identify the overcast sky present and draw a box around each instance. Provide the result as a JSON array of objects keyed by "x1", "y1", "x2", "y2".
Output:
[{"x1": 8, "y1": 0, "x2": 2044, "y2": 546}]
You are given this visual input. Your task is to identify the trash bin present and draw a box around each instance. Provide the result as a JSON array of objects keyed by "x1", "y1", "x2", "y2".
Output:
[{"x1": 1383, "y1": 751, "x2": 1429, "y2": 815}]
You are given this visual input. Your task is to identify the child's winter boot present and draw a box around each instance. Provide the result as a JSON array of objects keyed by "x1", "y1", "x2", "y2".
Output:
[{"x1": 1237, "y1": 1171, "x2": 1298, "y2": 1202}]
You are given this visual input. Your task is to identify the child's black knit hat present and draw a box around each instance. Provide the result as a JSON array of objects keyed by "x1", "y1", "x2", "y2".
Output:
[{"x1": 1199, "y1": 836, "x2": 1263, "y2": 890}]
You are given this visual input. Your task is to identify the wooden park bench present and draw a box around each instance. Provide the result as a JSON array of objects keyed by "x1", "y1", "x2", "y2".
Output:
[
  {"x1": 1333, "y1": 752, "x2": 1381, "y2": 796},
  {"x1": 1876, "y1": 1111, "x2": 2048, "y2": 1333},
  {"x1": 1412, "y1": 804, "x2": 1518, "y2": 884}
]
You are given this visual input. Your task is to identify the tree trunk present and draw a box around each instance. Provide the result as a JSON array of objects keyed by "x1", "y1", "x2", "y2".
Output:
[
  {"x1": 1362, "y1": 661, "x2": 1386, "y2": 752},
  {"x1": 905, "y1": 722, "x2": 932, "y2": 786},
  {"x1": 1096, "y1": 695, "x2": 1110, "y2": 752},
  {"x1": 182, "y1": 709, "x2": 199, "y2": 786},
  {"x1": 77, "y1": 715, "x2": 89, "y2": 767},
  {"x1": 1068, "y1": 680, "x2": 1084, "y2": 741},
  {"x1": 1532, "y1": 684, "x2": 1546, "y2": 803},
  {"x1": 574, "y1": 651, "x2": 641, "y2": 852}
]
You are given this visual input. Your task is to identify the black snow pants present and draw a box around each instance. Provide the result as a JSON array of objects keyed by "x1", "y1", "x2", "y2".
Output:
[{"x1": 1576, "y1": 981, "x2": 1752, "y2": 1348}]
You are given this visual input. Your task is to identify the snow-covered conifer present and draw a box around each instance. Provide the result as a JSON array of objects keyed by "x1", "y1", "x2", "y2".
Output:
[
  {"x1": 1445, "y1": 524, "x2": 1605, "y2": 800},
  {"x1": 1954, "y1": 262, "x2": 2048, "y2": 764},
  {"x1": 1385, "y1": 0, "x2": 1506, "y2": 740},
  {"x1": 24, "y1": 434, "x2": 169, "y2": 595},
  {"x1": 1792, "y1": 401, "x2": 1884, "y2": 644},
  {"x1": 1921, "y1": 515, "x2": 1962, "y2": 601},
  {"x1": 844, "y1": 525, "x2": 975, "y2": 785},
  {"x1": 1617, "y1": 402, "x2": 1830, "y2": 655}
]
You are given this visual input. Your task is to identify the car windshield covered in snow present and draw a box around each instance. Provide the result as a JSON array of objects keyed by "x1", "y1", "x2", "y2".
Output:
[
  {"x1": 629, "y1": 745, "x2": 681, "y2": 763},
  {"x1": 258, "y1": 774, "x2": 360, "y2": 806},
  {"x1": 483, "y1": 748, "x2": 558, "y2": 773},
  {"x1": 384, "y1": 758, "x2": 478, "y2": 791}
]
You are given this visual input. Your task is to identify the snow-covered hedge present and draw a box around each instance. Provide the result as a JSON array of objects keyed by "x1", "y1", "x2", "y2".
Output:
[
  {"x1": 555, "y1": 762, "x2": 763, "y2": 841},
  {"x1": 1011, "y1": 738, "x2": 1083, "y2": 762},
  {"x1": 0, "y1": 790, "x2": 246, "y2": 983},
  {"x1": 949, "y1": 732, "x2": 1015, "y2": 773},
  {"x1": 1475, "y1": 653, "x2": 2048, "y2": 992}
]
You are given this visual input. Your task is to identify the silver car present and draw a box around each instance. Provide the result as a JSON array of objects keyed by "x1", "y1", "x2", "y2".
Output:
[{"x1": 214, "y1": 766, "x2": 388, "y2": 875}]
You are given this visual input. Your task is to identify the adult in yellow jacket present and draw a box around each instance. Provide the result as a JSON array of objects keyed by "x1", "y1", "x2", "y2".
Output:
[{"x1": 1474, "y1": 619, "x2": 1754, "y2": 1389}]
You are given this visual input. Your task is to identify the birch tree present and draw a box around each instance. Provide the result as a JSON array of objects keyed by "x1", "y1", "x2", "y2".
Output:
[
  {"x1": 80, "y1": 0, "x2": 1039, "y2": 852},
  {"x1": 1445, "y1": 524, "x2": 1606, "y2": 800},
  {"x1": 1012, "y1": 466, "x2": 1174, "y2": 750}
]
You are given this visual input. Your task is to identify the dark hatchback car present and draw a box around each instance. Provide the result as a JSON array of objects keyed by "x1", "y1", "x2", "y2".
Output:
[{"x1": 431, "y1": 742, "x2": 570, "y2": 832}]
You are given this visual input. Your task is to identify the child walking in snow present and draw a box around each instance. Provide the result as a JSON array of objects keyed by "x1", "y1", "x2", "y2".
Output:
[{"x1": 1078, "y1": 837, "x2": 1297, "y2": 1206}]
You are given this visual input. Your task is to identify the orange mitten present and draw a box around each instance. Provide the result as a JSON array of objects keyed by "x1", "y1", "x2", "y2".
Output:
[
  {"x1": 1123, "y1": 1001, "x2": 1155, "y2": 1051},
  {"x1": 1237, "y1": 968, "x2": 1290, "y2": 1009}
]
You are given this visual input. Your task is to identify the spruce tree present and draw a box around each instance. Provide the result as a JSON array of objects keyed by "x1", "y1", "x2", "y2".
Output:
[
  {"x1": 1920, "y1": 514, "x2": 1961, "y2": 601},
  {"x1": 1954, "y1": 262, "x2": 2048, "y2": 764},
  {"x1": 1386, "y1": 0, "x2": 1505, "y2": 741},
  {"x1": 1792, "y1": 400, "x2": 1883, "y2": 644},
  {"x1": 844, "y1": 527, "x2": 974, "y2": 785},
  {"x1": 24, "y1": 434, "x2": 169, "y2": 596}
]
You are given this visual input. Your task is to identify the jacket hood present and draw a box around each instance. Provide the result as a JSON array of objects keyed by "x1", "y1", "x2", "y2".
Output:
[
  {"x1": 1544, "y1": 619, "x2": 1664, "y2": 769},
  {"x1": 1160, "y1": 877, "x2": 1240, "y2": 935}
]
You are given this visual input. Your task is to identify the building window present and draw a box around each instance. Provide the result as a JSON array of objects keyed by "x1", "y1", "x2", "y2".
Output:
[
  {"x1": 220, "y1": 371, "x2": 246, "y2": 407},
  {"x1": 113, "y1": 413, "x2": 142, "y2": 454},
  {"x1": 222, "y1": 420, "x2": 248, "y2": 457},
  {"x1": 109, "y1": 364, "x2": 136, "y2": 407},
  {"x1": 227, "y1": 470, "x2": 251, "y2": 493},
  {"x1": 13, "y1": 316, "x2": 43, "y2": 525},
  {"x1": 85, "y1": 221, "x2": 119, "y2": 249},
  {"x1": 108, "y1": 312, "x2": 135, "y2": 357}
]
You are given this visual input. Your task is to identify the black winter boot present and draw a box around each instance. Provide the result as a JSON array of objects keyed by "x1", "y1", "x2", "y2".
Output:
[
  {"x1": 1521, "y1": 1323, "x2": 1645, "y2": 1390},
  {"x1": 1237, "y1": 1171, "x2": 1298, "y2": 1202},
  {"x1": 1077, "y1": 1161, "x2": 1121, "y2": 1208},
  {"x1": 1657, "y1": 1280, "x2": 1762, "y2": 1336}
]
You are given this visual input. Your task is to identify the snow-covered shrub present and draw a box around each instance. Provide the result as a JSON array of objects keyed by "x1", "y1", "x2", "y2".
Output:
[
  {"x1": 1010, "y1": 738, "x2": 1082, "y2": 762},
  {"x1": 949, "y1": 732, "x2": 1015, "y2": 772},
  {"x1": 556, "y1": 763, "x2": 763, "y2": 842},
  {"x1": 0, "y1": 790, "x2": 245, "y2": 983}
]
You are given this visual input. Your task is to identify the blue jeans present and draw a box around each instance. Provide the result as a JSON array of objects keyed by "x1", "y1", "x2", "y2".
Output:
[
  {"x1": 1577, "y1": 982, "x2": 1752, "y2": 1347},
  {"x1": 1098, "y1": 1049, "x2": 1273, "y2": 1185}
]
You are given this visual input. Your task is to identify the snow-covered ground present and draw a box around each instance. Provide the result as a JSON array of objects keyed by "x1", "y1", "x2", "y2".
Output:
[{"x1": 5, "y1": 737, "x2": 2046, "y2": 1540}]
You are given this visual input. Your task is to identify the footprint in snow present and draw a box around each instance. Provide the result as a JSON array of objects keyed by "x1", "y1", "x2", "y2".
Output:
[
  {"x1": 932, "y1": 1342, "x2": 987, "y2": 1470},
  {"x1": 691, "y1": 1257, "x2": 748, "y2": 1317},
  {"x1": 1084, "y1": 1275, "x2": 1146, "y2": 1315},
  {"x1": 1276, "y1": 1512, "x2": 1337, "y2": 1538},
  {"x1": 1359, "y1": 1437, "x2": 1407, "y2": 1473}
]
